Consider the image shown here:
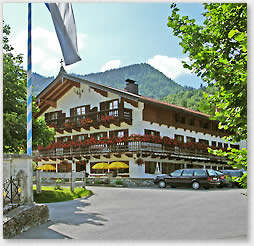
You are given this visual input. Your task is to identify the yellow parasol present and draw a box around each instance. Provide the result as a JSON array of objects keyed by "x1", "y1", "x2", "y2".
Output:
[
  {"x1": 92, "y1": 162, "x2": 110, "y2": 169},
  {"x1": 108, "y1": 162, "x2": 129, "y2": 169},
  {"x1": 37, "y1": 164, "x2": 56, "y2": 171}
]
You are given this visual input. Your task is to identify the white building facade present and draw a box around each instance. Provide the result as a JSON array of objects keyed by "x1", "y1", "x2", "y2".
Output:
[{"x1": 35, "y1": 69, "x2": 246, "y2": 179}]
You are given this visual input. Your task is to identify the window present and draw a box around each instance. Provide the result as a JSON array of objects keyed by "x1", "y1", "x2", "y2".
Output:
[
  {"x1": 207, "y1": 169, "x2": 217, "y2": 176},
  {"x1": 58, "y1": 136, "x2": 71, "y2": 142},
  {"x1": 193, "y1": 170, "x2": 207, "y2": 177},
  {"x1": 182, "y1": 169, "x2": 194, "y2": 177},
  {"x1": 144, "y1": 129, "x2": 160, "y2": 137},
  {"x1": 230, "y1": 144, "x2": 239, "y2": 149},
  {"x1": 224, "y1": 143, "x2": 228, "y2": 149},
  {"x1": 73, "y1": 134, "x2": 88, "y2": 142},
  {"x1": 96, "y1": 133, "x2": 105, "y2": 140},
  {"x1": 170, "y1": 169, "x2": 183, "y2": 177},
  {"x1": 118, "y1": 131, "x2": 125, "y2": 137},
  {"x1": 70, "y1": 105, "x2": 88, "y2": 116},
  {"x1": 145, "y1": 161, "x2": 156, "y2": 174},
  {"x1": 109, "y1": 100, "x2": 119, "y2": 116},
  {"x1": 175, "y1": 134, "x2": 184, "y2": 142},
  {"x1": 91, "y1": 132, "x2": 107, "y2": 140},
  {"x1": 77, "y1": 106, "x2": 86, "y2": 115},
  {"x1": 212, "y1": 141, "x2": 217, "y2": 147},
  {"x1": 217, "y1": 142, "x2": 223, "y2": 148},
  {"x1": 109, "y1": 129, "x2": 128, "y2": 138},
  {"x1": 109, "y1": 100, "x2": 118, "y2": 110},
  {"x1": 199, "y1": 139, "x2": 209, "y2": 145},
  {"x1": 45, "y1": 111, "x2": 62, "y2": 120},
  {"x1": 187, "y1": 137, "x2": 195, "y2": 143}
]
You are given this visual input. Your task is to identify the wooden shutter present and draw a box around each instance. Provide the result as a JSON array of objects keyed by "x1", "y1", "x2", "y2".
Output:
[
  {"x1": 45, "y1": 113, "x2": 50, "y2": 121},
  {"x1": 100, "y1": 102, "x2": 106, "y2": 111},
  {"x1": 70, "y1": 108, "x2": 75, "y2": 116},
  {"x1": 124, "y1": 129, "x2": 129, "y2": 136}
]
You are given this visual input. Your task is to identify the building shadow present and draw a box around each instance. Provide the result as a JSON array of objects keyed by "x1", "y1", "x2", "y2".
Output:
[{"x1": 14, "y1": 196, "x2": 108, "y2": 239}]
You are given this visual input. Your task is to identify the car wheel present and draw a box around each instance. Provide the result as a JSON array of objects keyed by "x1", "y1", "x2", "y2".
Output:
[
  {"x1": 158, "y1": 180, "x2": 166, "y2": 188},
  {"x1": 204, "y1": 186, "x2": 209, "y2": 190},
  {"x1": 192, "y1": 181, "x2": 200, "y2": 190}
]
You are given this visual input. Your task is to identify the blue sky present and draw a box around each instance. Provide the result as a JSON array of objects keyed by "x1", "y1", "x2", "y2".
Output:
[{"x1": 3, "y1": 2, "x2": 206, "y2": 88}]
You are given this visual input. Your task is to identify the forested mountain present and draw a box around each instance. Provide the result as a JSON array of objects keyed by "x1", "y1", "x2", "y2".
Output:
[
  {"x1": 32, "y1": 63, "x2": 191, "y2": 99},
  {"x1": 163, "y1": 86, "x2": 216, "y2": 116},
  {"x1": 74, "y1": 63, "x2": 190, "y2": 99},
  {"x1": 32, "y1": 73, "x2": 54, "y2": 96}
]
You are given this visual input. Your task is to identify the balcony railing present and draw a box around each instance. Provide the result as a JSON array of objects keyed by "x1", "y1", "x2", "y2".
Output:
[
  {"x1": 36, "y1": 141, "x2": 227, "y2": 162},
  {"x1": 46, "y1": 108, "x2": 132, "y2": 132}
]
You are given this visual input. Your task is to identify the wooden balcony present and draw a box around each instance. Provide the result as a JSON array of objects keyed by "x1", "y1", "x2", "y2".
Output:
[
  {"x1": 36, "y1": 141, "x2": 228, "y2": 163},
  {"x1": 46, "y1": 108, "x2": 132, "y2": 133}
]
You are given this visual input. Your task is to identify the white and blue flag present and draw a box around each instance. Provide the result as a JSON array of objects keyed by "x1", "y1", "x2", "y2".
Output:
[{"x1": 45, "y1": 3, "x2": 81, "y2": 65}]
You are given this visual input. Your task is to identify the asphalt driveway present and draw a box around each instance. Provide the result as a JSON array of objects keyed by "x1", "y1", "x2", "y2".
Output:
[{"x1": 14, "y1": 186, "x2": 248, "y2": 240}]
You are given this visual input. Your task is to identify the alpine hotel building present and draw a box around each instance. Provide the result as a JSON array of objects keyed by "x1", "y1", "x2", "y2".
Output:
[{"x1": 35, "y1": 67, "x2": 246, "y2": 180}]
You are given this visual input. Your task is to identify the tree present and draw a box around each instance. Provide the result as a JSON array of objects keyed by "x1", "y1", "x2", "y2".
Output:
[
  {"x1": 167, "y1": 3, "x2": 247, "y2": 187},
  {"x1": 3, "y1": 22, "x2": 55, "y2": 153}
]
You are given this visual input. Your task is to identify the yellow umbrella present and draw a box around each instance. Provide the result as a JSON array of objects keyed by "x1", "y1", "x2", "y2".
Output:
[
  {"x1": 37, "y1": 164, "x2": 56, "y2": 171},
  {"x1": 92, "y1": 162, "x2": 110, "y2": 169},
  {"x1": 108, "y1": 162, "x2": 129, "y2": 169}
]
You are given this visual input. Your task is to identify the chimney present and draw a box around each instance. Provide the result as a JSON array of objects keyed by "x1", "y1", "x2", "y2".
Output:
[{"x1": 125, "y1": 79, "x2": 139, "y2": 95}]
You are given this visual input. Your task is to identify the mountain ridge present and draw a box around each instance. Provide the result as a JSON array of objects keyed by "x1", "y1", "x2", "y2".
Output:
[{"x1": 32, "y1": 63, "x2": 193, "y2": 99}]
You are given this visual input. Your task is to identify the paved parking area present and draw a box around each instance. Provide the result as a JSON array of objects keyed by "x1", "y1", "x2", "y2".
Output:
[{"x1": 14, "y1": 186, "x2": 248, "y2": 240}]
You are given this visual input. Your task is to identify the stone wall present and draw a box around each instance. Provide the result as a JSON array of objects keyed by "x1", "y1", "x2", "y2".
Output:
[
  {"x1": 113, "y1": 178, "x2": 156, "y2": 187},
  {"x1": 3, "y1": 154, "x2": 34, "y2": 204},
  {"x1": 3, "y1": 203, "x2": 49, "y2": 239},
  {"x1": 86, "y1": 176, "x2": 156, "y2": 187}
]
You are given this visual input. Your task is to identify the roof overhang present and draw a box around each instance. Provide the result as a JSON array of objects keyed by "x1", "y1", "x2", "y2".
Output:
[
  {"x1": 35, "y1": 72, "x2": 211, "y2": 120},
  {"x1": 35, "y1": 73, "x2": 140, "y2": 117}
]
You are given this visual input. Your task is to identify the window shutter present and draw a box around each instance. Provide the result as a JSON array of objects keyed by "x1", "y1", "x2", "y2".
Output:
[
  {"x1": 100, "y1": 102, "x2": 106, "y2": 111},
  {"x1": 124, "y1": 129, "x2": 129, "y2": 136},
  {"x1": 70, "y1": 108, "x2": 75, "y2": 116},
  {"x1": 45, "y1": 113, "x2": 50, "y2": 121}
]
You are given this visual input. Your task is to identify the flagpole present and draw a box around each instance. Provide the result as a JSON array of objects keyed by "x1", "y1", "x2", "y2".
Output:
[{"x1": 27, "y1": 3, "x2": 32, "y2": 156}]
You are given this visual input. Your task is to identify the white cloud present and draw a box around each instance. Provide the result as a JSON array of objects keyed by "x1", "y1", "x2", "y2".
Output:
[
  {"x1": 9, "y1": 27, "x2": 87, "y2": 76},
  {"x1": 101, "y1": 60, "x2": 121, "y2": 72},
  {"x1": 147, "y1": 55, "x2": 192, "y2": 80}
]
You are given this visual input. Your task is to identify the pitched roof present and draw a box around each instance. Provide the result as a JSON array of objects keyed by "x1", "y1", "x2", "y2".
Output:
[{"x1": 36, "y1": 71, "x2": 210, "y2": 119}]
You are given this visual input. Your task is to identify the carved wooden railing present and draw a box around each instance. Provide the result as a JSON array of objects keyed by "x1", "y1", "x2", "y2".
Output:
[
  {"x1": 36, "y1": 141, "x2": 227, "y2": 162},
  {"x1": 46, "y1": 108, "x2": 132, "y2": 131}
]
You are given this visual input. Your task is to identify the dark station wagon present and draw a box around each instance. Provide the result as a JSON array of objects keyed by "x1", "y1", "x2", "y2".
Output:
[{"x1": 153, "y1": 168, "x2": 222, "y2": 190}]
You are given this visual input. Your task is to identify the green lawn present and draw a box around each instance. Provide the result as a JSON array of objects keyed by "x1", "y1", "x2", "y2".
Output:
[{"x1": 33, "y1": 186, "x2": 93, "y2": 203}]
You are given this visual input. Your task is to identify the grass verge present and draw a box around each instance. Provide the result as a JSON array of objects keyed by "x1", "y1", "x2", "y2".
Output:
[{"x1": 33, "y1": 186, "x2": 93, "y2": 203}]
